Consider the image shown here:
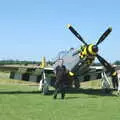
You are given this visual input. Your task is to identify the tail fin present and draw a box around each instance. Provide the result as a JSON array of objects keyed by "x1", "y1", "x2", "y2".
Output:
[{"x1": 40, "y1": 56, "x2": 47, "y2": 68}]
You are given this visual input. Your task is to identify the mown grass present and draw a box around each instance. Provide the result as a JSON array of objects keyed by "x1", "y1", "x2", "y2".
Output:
[{"x1": 0, "y1": 72, "x2": 120, "y2": 120}]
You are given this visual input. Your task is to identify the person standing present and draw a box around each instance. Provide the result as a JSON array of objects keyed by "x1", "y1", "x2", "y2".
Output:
[{"x1": 53, "y1": 60, "x2": 67, "y2": 99}]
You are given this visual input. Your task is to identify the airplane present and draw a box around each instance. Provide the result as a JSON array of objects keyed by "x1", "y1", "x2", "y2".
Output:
[
  {"x1": 0, "y1": 24, "x2": 119, "y2": 95},
  {"x1": 38, "y1": 24, "x2": 119, "y2": 94},
  {"x1": 62, "y1": 24, "x2": 118, "y2": 90}
]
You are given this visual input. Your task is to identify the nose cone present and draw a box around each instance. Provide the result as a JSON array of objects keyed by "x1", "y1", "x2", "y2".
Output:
[{"x1": 92, "y1": 45, "x2": 98, "y2": 53}]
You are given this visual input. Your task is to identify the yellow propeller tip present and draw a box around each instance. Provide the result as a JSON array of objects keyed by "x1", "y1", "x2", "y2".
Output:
[
  {"x1": 67, "y1": 24, "x2": 71, "y2": 28},
  {"x1": 109, "y1": 27, "x2": 112, "y2": 31}
]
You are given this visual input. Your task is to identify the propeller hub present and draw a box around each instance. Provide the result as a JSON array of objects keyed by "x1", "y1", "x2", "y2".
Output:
[
  {"x1": 87, "y1": 44, "x2": 98, "y2": 55},
  {"x1": 92, "y1": 45, "x2": 98, "y2": 53}
]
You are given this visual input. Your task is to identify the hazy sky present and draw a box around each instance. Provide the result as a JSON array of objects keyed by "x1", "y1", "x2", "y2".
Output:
[{"x1": 0, "y1": 0, "x2": 120, "y2": 62}]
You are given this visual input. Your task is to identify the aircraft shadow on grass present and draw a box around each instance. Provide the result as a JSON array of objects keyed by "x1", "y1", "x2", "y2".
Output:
[
  {"x1": 0, "y1": 88, "x2": 117, "y2": 97},
  {"x1": 66, "y1": 88, "x2": 116, "y2": 97},
  {"x1": 0, "y1": 90, "x2": 42, "y2": 95},
  {"x1": 48, "y1": 88, "x2": 117, "y2": 97}
]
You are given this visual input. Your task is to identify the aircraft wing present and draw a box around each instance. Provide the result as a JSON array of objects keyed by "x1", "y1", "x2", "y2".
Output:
[
  {"x1": 0, "y1": 65, "x2": 41, "y2": 72},
  {"x1": 77, "y1": 65, "x2": 120, "y2": 82},
  {"x1": 0, "y1": 65, "x2": 20, "y2": 72},
  {"x1": 0, "y1": 65, "x2": 54, "y2": 82},
  {"x1": 76, "y1": 65, "x2": 104, "y2": 82}
]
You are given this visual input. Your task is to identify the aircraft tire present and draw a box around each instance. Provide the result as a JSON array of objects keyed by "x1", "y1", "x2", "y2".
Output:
[
  {"x1": 42, "y1": 84, "x2": 49, "y2": 95},
  {"x1": 103, "y1": 88, "x2": 112, "y2": 94},
  {"x1": 74, "y1": 79, "x2": 80, "y2": 88}
]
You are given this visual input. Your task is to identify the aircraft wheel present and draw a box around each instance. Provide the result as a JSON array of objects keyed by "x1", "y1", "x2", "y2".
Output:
[
  {"x1": 103, "y1": 88, "x2": 112, "y2": 94},
  {"x1": 74, "y1": 79, "x2": 80, "y2": 88},
  {"x1": 42, "y1": 82, "x2": 49, "y2": 95}
]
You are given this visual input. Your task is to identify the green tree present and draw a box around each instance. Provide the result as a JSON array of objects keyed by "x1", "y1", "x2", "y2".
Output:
[{"x1": 114, "y1": 60, "x2": 120, "y2": 65}]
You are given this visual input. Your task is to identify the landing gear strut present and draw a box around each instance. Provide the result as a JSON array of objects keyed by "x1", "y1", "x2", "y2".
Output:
[{"x1": 101, "y1": 72, "x2": 111, "y2": 93}]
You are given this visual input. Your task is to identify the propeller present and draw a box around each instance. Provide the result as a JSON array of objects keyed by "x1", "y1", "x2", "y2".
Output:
[{"x1": 67, "y1": 24, "x2": 118, "y2": 89}]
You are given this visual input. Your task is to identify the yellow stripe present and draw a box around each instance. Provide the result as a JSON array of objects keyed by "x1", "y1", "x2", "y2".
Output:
[
  {"x1": 82, "y1": 47, "x2": 87, "y2": 55},
  {"x1": 88, "y1": 44, "x2": 96, "y2": 55},
  {"x1": 69, "y1": 72, "x2": 74, "y2": 76},
  {"x1": 112, "y1": 72, "x2": 117, "y2": 76}
]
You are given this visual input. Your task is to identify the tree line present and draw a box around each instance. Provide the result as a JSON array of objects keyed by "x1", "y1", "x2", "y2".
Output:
[
  {"x1": 0, "y1": 60, "x2": 120, "y2": 65},
  {"x1": 92, "y1": 60, "x2": 120, "y2": 66},
  {"x1": 0, "y1": 60, "x2": 41, "y2": 65}
]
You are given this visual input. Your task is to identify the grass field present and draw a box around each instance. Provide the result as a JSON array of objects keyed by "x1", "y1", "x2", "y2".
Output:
[{"x1": 0, "y1": 72, "x2": 120, "y2": 120}]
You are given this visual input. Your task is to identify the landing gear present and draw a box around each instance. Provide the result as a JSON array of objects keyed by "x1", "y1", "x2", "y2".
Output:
[
  {"x1": 71, "y1": 75, "x2": 80, "y2": 89},
  {"x1": 101, "y1": 72, "x2": 111, "y2": 93},
  {"x1": 74, "y1": 78, "x2": 80, "y2": 88},
  {"x1": 39, "y1": 71, "x2": 49, "y2": 95},
  {"x1": 39, "y1": 79, "x2": 49, "y2": 95}
]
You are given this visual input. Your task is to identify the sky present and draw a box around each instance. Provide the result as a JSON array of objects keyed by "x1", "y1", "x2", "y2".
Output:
[{"x1": 0, "y1": 0, "x2": 120, "y2": 63}]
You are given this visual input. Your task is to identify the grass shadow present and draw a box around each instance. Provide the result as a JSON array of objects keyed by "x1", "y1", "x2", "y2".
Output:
[
  {"x1": 65, "y1": 96, "x2": 80, "y2": 99},
  {"x1": 0, "y1": 90, "x2": 42, "y2": 94},
  {"x1": 0, "y1": 88, "x2": 117, "y2": 97},
  {"x1": 47, "y1": 88, "x2": 116, "y2": 97},
  {"x1": 66, "y1": 88, "x2": 116, "y2": 97}
]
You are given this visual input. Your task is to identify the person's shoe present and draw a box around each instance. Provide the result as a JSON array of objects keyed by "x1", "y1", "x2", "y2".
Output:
[
  {"x1": 53, "y1": 95, "x2": 57, "y2": 99},
  {"x1": 61, "y1": 94, "x2": 65, "y2": 99}
]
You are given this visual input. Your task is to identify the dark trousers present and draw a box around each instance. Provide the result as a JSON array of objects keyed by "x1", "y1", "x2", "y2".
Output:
[
  {"x1": 53, "y1": 83, "x2": 65, "y2": 99},
  {"x1": 112, "y1": 76, "x2": 118, "y2": 89}
]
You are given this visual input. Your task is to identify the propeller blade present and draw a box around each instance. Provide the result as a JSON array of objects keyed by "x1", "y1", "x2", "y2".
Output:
[
  {"x1": 67, "y1": 24, "x2": 88, "y2": 46},
  {"x1": 96, "y1": 54, "x2": 113, "y2": 71},
  {"x1": 96, "y1": 27, "x2": 112, "y2": 46}
]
